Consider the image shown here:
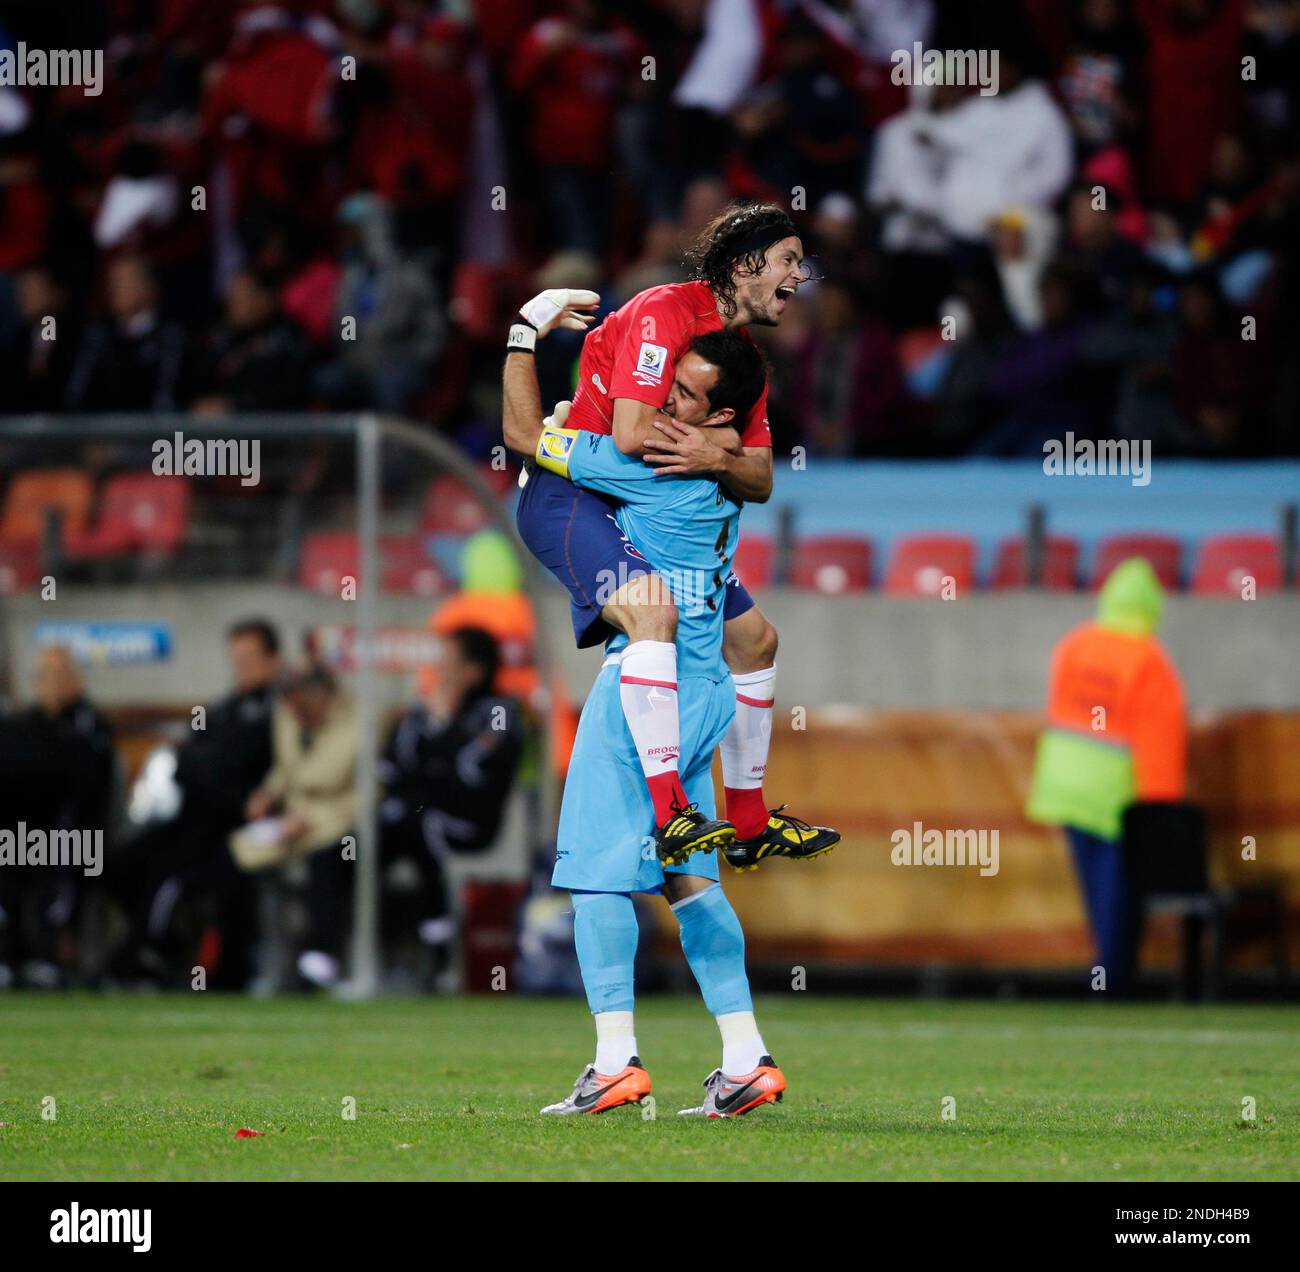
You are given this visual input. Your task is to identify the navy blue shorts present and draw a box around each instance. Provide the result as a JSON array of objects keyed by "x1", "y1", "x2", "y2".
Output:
[{"x1": 515, "y1": 463, "x2": 755, "y2": 649}]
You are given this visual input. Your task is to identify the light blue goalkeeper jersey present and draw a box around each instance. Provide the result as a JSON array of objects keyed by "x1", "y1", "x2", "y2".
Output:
[{"x1": 536, "y1": 425, "x2": 740, "y2": 682}]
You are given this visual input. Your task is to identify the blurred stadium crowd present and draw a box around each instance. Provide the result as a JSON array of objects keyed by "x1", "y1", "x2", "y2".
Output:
[{"x1": 0, "y1": 0, "x2": 1297, "y2": 461}]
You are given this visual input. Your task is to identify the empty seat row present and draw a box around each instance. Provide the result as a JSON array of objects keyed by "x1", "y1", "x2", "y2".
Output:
[
  {"x1": 297, "y1": 531, "x2": 449, "y2": 597},
  {"x1": 733, "y1": 533, "x2": 1291, "y2": 596},
  {"x1": 0, "y1": 466, "x2": 1290, "y2": 601},
  {"x1": 0, "y1": 468, "x2": 191, "y2": 561}
]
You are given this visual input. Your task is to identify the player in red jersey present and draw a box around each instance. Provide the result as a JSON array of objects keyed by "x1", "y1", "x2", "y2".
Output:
[{"x1": 508, "y1": 202, "x2": 839, "y2": 871}]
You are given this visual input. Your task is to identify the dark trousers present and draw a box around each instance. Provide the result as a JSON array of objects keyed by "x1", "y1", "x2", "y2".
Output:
[
  {"x1": 106, "y1": 820, "x2": 256, "y2": 987},
  {"x1": 1067, "y1": 827, "x2": 1143, "y2": 994},
  {"x1": 381, "y1": 815, "x2": 450, "y2": 930},
  {"x1": 302, "y1": 847, "x2": 352, "y2": 958}
]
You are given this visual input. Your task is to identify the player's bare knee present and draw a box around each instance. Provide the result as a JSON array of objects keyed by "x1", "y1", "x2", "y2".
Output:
[{"x1": 607, "y1": 573, "x2": 677, "y2": 644}]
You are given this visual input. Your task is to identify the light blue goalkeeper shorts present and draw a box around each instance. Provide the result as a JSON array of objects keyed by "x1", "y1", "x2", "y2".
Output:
[{"x1": 552, "y1": 655, "x2": 734, "y2": 895}]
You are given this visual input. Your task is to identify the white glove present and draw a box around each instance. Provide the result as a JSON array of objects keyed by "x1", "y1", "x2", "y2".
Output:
[{"x1": 508, "y1": 289, "x2": 600, "y2": 352}]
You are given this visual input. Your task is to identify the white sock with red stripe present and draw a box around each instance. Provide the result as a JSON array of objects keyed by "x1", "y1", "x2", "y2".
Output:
[
  {"x1": 619, "y1": 640, "x2": 688, "y2": 825},
  {"x1": 722, "y1": 665, "x2": 776, "y2": 840}
]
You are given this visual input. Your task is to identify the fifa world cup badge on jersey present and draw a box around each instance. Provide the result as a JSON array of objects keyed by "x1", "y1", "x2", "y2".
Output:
[
  {"x1": 536, "y1": 425, "x2": 578, "y2": 478},
  {"x1": 634, "y1": 341, "x2": 668, "y2": 386}
]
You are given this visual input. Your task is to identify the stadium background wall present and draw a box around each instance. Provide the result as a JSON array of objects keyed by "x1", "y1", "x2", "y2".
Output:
[
  {"x1": 4, "y1": 586, "x2": 1299, "y2": 710},
  {"x1": 5, "y1": 584, "x2": 1296, "y2": 973}
]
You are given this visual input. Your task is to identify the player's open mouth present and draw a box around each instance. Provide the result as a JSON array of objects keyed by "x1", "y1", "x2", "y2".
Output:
[{"x1": 774, "y1": 286, "x2": 794, "y2": 301}]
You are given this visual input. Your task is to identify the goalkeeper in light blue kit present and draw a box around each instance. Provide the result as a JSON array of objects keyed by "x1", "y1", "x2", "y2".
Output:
[{"x1": 502, "y1": 288, "x2": 786, "y2": 1118}]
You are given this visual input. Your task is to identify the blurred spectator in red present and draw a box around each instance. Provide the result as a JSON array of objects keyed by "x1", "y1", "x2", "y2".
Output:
[
  {"x1": 200, "y1": 5, "x2": 340, "y2": 255},
  {"x1": 341, "y1": 17, "x2": 475, "y2": 272},
  {"x1": 509, "y1": 0, "x2": 648, "y2": 254},
  {"x1": 64, "y1": 254, "x2": 193, "y2": 411},
  {"x1": 471, "y1": 0, "x2": 541, "y2": 69},
  {"x1": 191, "y1": 268, "x2": 315, "y2": 415},
  {"x1": 0, "y1": 118, "x2": 52, "y2": 272},
  {"x1": 1137, "y1": 0, "x2": 1246, "y2": 205}
]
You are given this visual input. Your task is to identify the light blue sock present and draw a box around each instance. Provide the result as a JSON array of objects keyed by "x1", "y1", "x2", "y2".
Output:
[
  {"x1": 673, "y1": 883, "x2": 753, "y2": 1015},
  {"x1": 571, "y1": 891, "x2": 638, "y2": 1014}
]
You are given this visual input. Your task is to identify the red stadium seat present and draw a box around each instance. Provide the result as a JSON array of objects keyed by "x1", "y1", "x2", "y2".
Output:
[
  {"x1": 421, "y1": 474, "x2": 494, "y2": 535},
  {"x1": 298, "y1": 532, "x2": 359, "y2": 594},
  {"x1": 69, "y1": 473, "x2": 191, "y2": 558},
  {"x1": 0, "y1": 469, "x2": 95, "y2": 546},
  {"x1": 790, "y1": 536, "x2": 873, "y2": 595},
  {"x1": 731, "y1": 535, "x2": 774, "y2": 589},
  {"x1": 0, "y1": 544, "x2": 40, "y2": 594},
  {"x1": 885, "y1": 535, "x2": 976, "y2": 597},
  {"x1": 381, "y1": 535, "x2": 448, "y2": 597},
  {"x1": 1091, "y1": 535, "x2": 1182, "y2": 590},
  {"x1": 991, "y1": 536, "x2": 1080, "y2": 590},
  {"x1": 299, "y1": 532, "x2": 451, "y2": 596},
  {"x1": 1191, "y1": 535, "x2": 1283, "y2": 596},
  {"x1": 475, "y1": 461, "x2": 517, "y2": 499},
  {"x1": 450, "y1": 262, "x2": 500, "y2": 342}
]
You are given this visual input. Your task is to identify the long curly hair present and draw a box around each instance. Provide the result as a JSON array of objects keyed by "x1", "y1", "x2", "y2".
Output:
[{"x1": 683, "y1": 201, "x2": 798, "y2": 320}]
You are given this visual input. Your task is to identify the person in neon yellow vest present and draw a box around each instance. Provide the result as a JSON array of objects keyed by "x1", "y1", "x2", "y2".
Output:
[{"x1": 1027, "y1": 558, "x2": 1188, "y2": 992}]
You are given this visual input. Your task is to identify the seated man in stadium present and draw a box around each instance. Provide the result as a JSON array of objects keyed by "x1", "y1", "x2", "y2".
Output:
[
  {"x1": 0, "y1": 646, "x2": 115, "y2": 989},
  {"x1": 379, "y1": 626, "x2": 523, "y2": 987},
  {"x1": 238, "y1": 664, "x2": 358, "y2": 990},
  {"x1": 105, "y1": 619, "x2": 280, "y2": 989}
]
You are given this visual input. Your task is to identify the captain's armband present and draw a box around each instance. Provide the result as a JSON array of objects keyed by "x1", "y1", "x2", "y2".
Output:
[{"x1": 535, "y1": 425, "x2": 580, "y2": 479}]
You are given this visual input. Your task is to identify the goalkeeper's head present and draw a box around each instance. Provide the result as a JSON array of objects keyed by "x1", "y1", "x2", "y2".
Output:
[
  {"x1": 662, "y1": 329, "x2": 767, "y2": 429},
  {"x1": 684, "y1": 201, "x2": 808, "y2": 328}
]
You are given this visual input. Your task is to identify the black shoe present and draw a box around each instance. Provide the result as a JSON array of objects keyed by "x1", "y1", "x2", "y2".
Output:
[
  {"x1": 724, "y1": 805, "x2": 840, "y2": 872},
  {"x1": 655, "y1": 801, "x2": 735, "y2": 867}
]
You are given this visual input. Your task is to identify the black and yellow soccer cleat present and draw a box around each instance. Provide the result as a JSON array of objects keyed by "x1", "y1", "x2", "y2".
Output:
[
  {"x1": 655, "y1": 801, "x2": 735, "y2": 867},
  {"x1": 724, "y1": 805, "x2": 840, "y2": 872}
]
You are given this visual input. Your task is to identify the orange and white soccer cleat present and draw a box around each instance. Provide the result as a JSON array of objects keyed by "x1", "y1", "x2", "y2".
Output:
[
  {"x1": 676, "y1": 1056, "x2": 786, "y2": 1118},
  {"x1": 539, "y1": 1058, "x2": 653, "y2": 1116}
]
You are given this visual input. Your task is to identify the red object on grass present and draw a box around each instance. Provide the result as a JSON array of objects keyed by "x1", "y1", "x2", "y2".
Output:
[{"x1": 234, "y1": 1128, "x2": 264, "y2": 1138}]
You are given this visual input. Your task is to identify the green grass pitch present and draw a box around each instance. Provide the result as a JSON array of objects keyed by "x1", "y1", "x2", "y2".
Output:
[{"x1": 1, "y1": 993, "x2": 1297, "y2": 1181}]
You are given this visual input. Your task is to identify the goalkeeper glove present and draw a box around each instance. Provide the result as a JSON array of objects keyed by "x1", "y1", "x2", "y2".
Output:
[{"x1": 508, "y1": 289, "x2": 600, "y2": 353}]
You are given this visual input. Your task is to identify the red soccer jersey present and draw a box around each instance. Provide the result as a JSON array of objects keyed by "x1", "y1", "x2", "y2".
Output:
[{"x1": 568, "y1": 281, "x2": 772, "y2": 449}]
